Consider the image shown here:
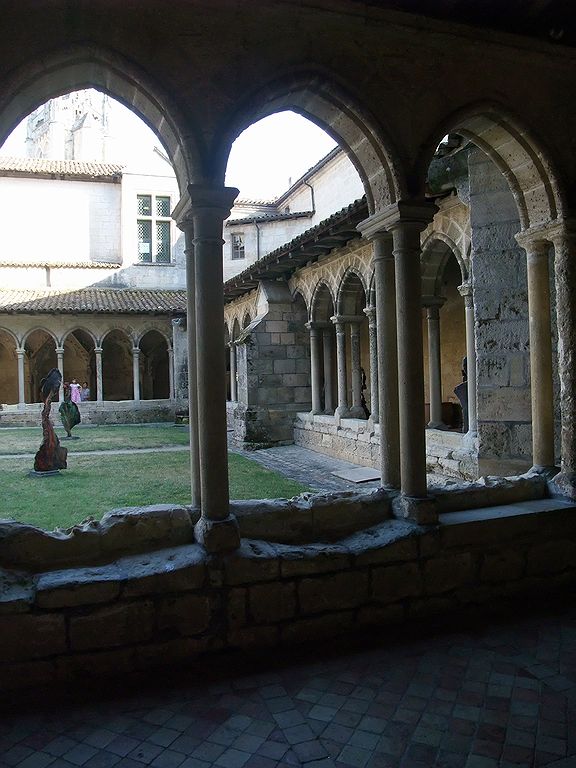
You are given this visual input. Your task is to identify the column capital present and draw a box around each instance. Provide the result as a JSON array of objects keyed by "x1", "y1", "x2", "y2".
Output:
[
  {"x1": 305, "y1": 321, "x2": 326, "y2": 333},
  {"x1": 457, "y1": 282, "x2": 473, "y2": 302},
  {"x1": 16, "y1": 346, "x2": 25, "y2": 355},
  {"x1": 357, "y1": 200, "x2": 437, "y2": 240},
  {"x1": 132, "y1": 346, "x2": 140, "y2": 355},
  {"x1": 55, "y1": 346, "x2": 64, "y2": 355},
  {"x1": 172, "y1": 315, "x2": 187, "y2": 330},
  {"x1": 331, "y1": 314, "x2": 365, "y2": 325},
  {"x1": 188, "y1": 184, "x2": 239, "y2": 217},
  {"x1": 363, "y1": 305, "x2": 376, "y2": 324},
  {"x1": 94, "y1": 346, "x2": 103, "y2": 354},
  {"x1": 422, "y1": 295, "x2": 446, "y2": 310}
]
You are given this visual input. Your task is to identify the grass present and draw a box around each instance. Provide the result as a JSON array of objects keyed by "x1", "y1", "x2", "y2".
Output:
[
  {"x1": 0, "y1": 424, "x2": 190, "y2": 455},
  {"x1": 1, "y1": 449, "x2": 311, "y2": 531}
]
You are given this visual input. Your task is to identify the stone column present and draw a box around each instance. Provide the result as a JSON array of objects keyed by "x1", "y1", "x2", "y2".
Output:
[
  {"x1": 549, "y1": 222, "x2": 576, "y2": 496},
  {"x1": 229, "y1": 342, "x2": 237, "y2": 402},
  {"x1": 332, "y1": 316, "x2": 349, "y2": 418},
  {"x1": 364, "y1": 306, "x2": 378, "y2": 423},
  {"x1": 458, "y1": 283, "x2": 477, "y2": 435},
  {"x1": 132, "y1": 347, "x2": 141, "y2": 401},
  {"x1": 16, "y1": 347, "x2": 25, "y2": 407},
  {"x1": 175, "y1": 216, "x2": 201, "y2": 509},
  {"x1": 322, "y1": 328, "x2": 334, "y2": 414},
  {"x1": 388, "y1": 202, "x2": 437, "y2": 499},
  {"x1": 56, "y1": 346, "x2": 64, "y2": 402},
  {"x1": 94, "y1": 347, "x2": 103, "y2": 402},
  {"x1": 424, "y1": 297, "x2": 445, "y2": 429},
  {"x1": 349, "y1": 320, "x2": 365, "y2": 418},
  {"x1": 515, "y1": 234, "x2": 555, "y2": 470},
  {"x1": 306, "y1": 322, "x2": 322, "y2": 414},
  {"x1": 168, "y1": 346, "x2": 175, "y2": 400},
  {"x1": 188, "y1": 183, "x2": 240, "y2": 551}
]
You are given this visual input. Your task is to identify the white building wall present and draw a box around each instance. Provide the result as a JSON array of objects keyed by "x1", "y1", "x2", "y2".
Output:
[{"x1": 0, "y1": 176, "x2": 121, "y2": 270}]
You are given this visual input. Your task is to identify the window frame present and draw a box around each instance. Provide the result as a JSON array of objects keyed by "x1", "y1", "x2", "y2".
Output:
[
  {"x1": 231, "y1": 232, "x2": 245, "y2": 261},
  {"x1": 137, "y1": 193, "x2": 173, "y2": 265}
]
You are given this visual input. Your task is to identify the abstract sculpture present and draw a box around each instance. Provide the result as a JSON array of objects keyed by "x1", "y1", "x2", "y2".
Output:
[
  {"x1": 59, "y1": 387, "x2": 81, "y2": 438},
  {"x1": 34, "y1": 368, "x2": 68, "y2": 472}
]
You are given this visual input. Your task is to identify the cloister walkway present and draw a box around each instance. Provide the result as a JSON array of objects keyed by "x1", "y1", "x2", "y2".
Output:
[{"x1": 3, "y1": 600, "x2": 576, "y2": 768}]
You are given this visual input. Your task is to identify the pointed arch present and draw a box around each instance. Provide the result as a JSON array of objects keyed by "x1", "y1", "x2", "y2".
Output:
[
  {"x1": 417, "y1": 102, "x2": 566, "y2": 231},
  {"x1": 0, "y1": 44, "x2": 202, "y2": 191},
  {"x1": 214, "y1": 71, "x2": 406, "y2": 214},
  {"x1": 337, "y1": 267, "x2": 368, "y2": 315},
  {"x1": 421, "y1": 233, "x2": 467, "y2": 297},
  {"x1": 311, "y1": 281, "x2": 336, "y2": 323}
]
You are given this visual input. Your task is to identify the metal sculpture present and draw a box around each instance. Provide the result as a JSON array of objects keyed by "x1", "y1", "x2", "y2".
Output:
[{"x1": 34, "y1": 368, "x2": 68, "y2": 472}]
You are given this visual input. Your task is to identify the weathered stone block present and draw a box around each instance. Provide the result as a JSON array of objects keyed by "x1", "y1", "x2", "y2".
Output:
[
  {"x1": 228, "y1": 626, "x2": 279, "y2": 648},
  {"x1": 69, "y1": 601, "x2": 154, "y2": 650},
  {"x1": 156, "y1": 594, "x2": 212, "y2": 636},
  {"x1": 100, "y1": 505, "x2": 194, "y2": 556},
  {"x1": 227, "y1": 588, "x2": 247, "y2": 628},
  {"x1": 423, "y1": 553, "x2": 475, "y2": 593},
  {"x1": 224, "y1": 540, "x2": 280, "y2": 585},
  {"x1": 372, "y1": 562, "x2": 422, "y2": 602},
  {"x1": 1, "y1": 613, "x2": 66, "y2": 661},
  {"x1": 250, "y1": 582, "x2": 296, "y2": 623},
  {"x1": 480, "y1": 550, "x2": 525, "y2": 583},
  {"x1": 281, "y1": 611, "x2": 354, "y2": 645},
  {"x1": 407, "y1": 596, "x2": 459, "y2": 619},
  {"x1": 356, "y1": 603, "x2": 405, "y2": 626},
  {"x1": 526, "y1": 540, "x2": 576, "y2": 576},
  {"x1": 36, "y1": 564, "x2": 121, "y2": 608},
  {"x1": 135, "y1": 636, "x2": 212, "y2": 669},
  {"x1": 120, "y1": 545, "x2": 206, "y2": 597},
  {"x1": 57, "y1": 648, "x2": 134, "y2": 682},
  {"x1": 0, "y1": 570, "x2": 34, "y2": 614},
  {"x1": 299, "y1": 571, "x2": 369, "y2": 614}
]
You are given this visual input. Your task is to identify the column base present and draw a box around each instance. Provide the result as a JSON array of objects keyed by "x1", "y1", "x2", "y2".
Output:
[
  {"x1": 392, "y1": 494, "x2": 438, "y2": 525},
  {"x1": 530, "y1": 464, "x2": 560, "y2": 480},
  {"x1": 194, "y1": 514, "x2": 240, "y2": 553},
  {"x1": 427, "y1": 421, "x2": 445, "y2": 430},
  {"x1": 348, "y1": 406, "x2": 366, "y2": 419},
  {"x1": 548, "y1": 471, "x2": 576, "y2": 501},
  {"x1": 335, "y1": 406, "x2": 351, "y2": 419}
]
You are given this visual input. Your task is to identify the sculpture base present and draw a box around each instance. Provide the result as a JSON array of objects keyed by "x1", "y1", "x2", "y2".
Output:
[
  {"x1": 28, "y1": 470, "x2": 63, "y2": 478},
  {"x1": 62, "y1": 435, "x2": 80, "y2": 440}
]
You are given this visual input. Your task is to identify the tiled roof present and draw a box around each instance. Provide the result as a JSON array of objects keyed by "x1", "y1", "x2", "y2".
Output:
[
  {"x1": 0, "y1": 289, "x2": 187, "y2": 315},
  {"x1": 0, "y1": 157, "x2": 124, "y2": 180},
  {"x1": 224, "y1": 197, "x2": 368, "y2": 302},
  {"x1": 0, "y1": 260, "x2": 120, "y2": 269},
  {"x1": 227, "y1": 210, "x2": 313, "y2": 226}
]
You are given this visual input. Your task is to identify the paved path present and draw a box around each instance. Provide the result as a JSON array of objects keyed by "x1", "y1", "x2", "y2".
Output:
[{"x1": 3, "y1": 602, "x2": 576, "y2": 768}]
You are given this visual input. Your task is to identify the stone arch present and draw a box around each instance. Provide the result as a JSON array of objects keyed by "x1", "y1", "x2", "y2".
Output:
[
  {"x1": 22, "y1": 326, "x2": 58, "y2": 347},
  {"x1": 418, "y1": 103, "x2": 565, "y2": 230},
  {"x1": 63, "y1": 328, "x2": 96, "y2": 401},
  {"x1": 140, "y1": 330, "x2": 170, "y2": 400},
  {"x1": 232, "y1": 319, "x2": 241, "y2": 342},
  {"x1": 242, "y1": 312, "x2": 252, "y2": 329},
  {"x1": 101, "y1": 326, "x2": 137, "y2": 346},
  {"x1": 291, "y1": 289, "x2": 310, "y2": 320},
  {"x1": 61, "y1": 326, "x2": 98, "y2": 347},
  {"x1": 0, "y1": 328, "x2": 18, "y2": 405},
  {"x1": 23, "y1": 328, "x2": 57, "y2": 403},
  {"x1": 0, "y1": 44, "x2": 201, "y2": 191},
  {"x1": 135, "y1": 326, "x2": 171, "y2": 349},
  {"x1": 421, "y1": 233, "x2": 467, "y2": 297},
  {"x1": 101, "y1": 328, "x2": 133, "y2": 401},
  {"x1": 311, "y1": 281, "x2": 336, "y2": 323},
  {"x1": 215, "y1": 72, "x2": 406, "y2": 214},
  {"x1": 337, "y1": 269, "x2": 367, "y2": 316}
]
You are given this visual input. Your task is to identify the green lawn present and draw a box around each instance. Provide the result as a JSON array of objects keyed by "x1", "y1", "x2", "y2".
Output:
[
  {"x1": 0, "y1": 450, "x2": 310, "y2": 531},
  {"x1": 0, "y1": 424, "x2": 190, "y2": 455}
]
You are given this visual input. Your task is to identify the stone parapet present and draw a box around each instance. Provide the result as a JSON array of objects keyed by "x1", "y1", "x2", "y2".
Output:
[
  {"x1": 0, "y1": 399, "x2": 184, "y2": 427},
  {"x1": 2, "y1": 494, "x2": 576, "y2": 690}
]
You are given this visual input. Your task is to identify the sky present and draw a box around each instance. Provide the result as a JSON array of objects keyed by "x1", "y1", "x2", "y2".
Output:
[{"x1": 0, "y1": 93, "x2": 337, "y2": 201}]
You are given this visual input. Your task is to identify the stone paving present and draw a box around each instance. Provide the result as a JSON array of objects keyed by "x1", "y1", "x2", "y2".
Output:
[{"x1": 3, "y1": 603, "x2": 576, "y2": 768}]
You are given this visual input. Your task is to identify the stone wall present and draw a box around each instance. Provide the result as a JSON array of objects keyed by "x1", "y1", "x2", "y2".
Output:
[
  {"x1": 232, "y1": 282, "x2": 311, "y2": 446},
  {"x1": 0, "y1": 399, "x2": 181, "y2": 426},
  {"x1": 1, "y1": 484, "x2": 575, "y2": 690},
  {"x1": 294, "y1": 414, "x2": 478, "y2": 480},
  {"x1": 469, "y1": 150, "x2": 534, "y2": 476}
]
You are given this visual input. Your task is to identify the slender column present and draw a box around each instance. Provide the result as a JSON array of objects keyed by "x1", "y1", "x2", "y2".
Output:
[
  {"x1": 16, "y1": 347, "x2": 25, "y2": 407},
  {"x1": 322, "y1": 328, "x2": 334, "y2": 413},
  {"x1": 515, "y1": 234, "x2": 555, "y2": 470},
  {"x1": 229, "y1": 342, "x2": 237, "y2": 402},
  {"x1": 177, "y1": 218, "x2": 201, "y2": 508},
  {"x1": 332, "y1": 316, "x2": 349, "y2": 418},
  {"x1": 424, "y1": 298, "x2": 445, "y2": 428},
  {"x1": 364, "y1": 306, "x2": 378, "y2": 423},
  {"x1": 187, "y1": 183, "x2": 240, "y2": 551},
  {"x1": 168, "y1": 347, "x2": 175, "y2": 400},
  {"x1": 388, "y1": 202, "x2": 437, "y2": 498},
  {"x1": 550, "y1": 223, "x2": 576, "y2": 493},
  {"x1": 458, "y1": 283, "x2": 477, "y2": 435},
  {"x1": 306, "y1": 322, "x2": 322, "y2": 414},
  {"x1": 349, "y1": 321, "x2": 364, "y2": 418},
  {"x1": 56, "y1": 346, "x2": 64, "y2": 402},
  {"x1": 132, "y1": 347, "x2": 141, "y2": 401},
  {"x1": 94, "y1": 346, "x2": 103, "y2": 402}
]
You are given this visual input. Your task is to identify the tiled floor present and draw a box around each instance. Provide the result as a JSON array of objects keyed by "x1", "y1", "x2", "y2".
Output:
[{"x1": 3, "y1": 604, "x2": 576, "y2": 768}]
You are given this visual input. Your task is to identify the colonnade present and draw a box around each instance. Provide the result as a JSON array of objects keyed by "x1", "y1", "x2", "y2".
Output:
[{"x1": 10, "y1": 336, "x2": 174, "y2": 406}]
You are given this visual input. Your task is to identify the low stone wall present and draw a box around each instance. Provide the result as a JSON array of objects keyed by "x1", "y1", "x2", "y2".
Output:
[
  {"x1": 0, "y1": 399, "x2": 181, "y2": 427},
  {"x1": 294, "y1": 414, "x2": 478, "y2": 480},
  {"x1": 1, "y1": 475, "x2": 574, "y2": 691}
]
